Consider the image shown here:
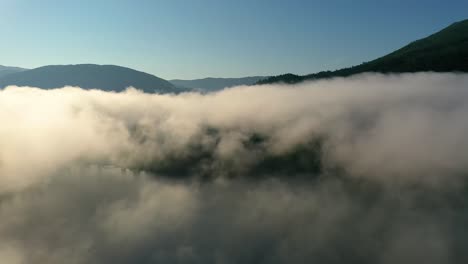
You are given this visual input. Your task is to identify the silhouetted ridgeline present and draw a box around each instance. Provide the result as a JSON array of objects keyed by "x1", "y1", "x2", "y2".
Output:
[
  {"x1": 0, "y1": 64, "x2": 183, "y2": 93},
  {"x1": 170, "y1": 76, "x2": 268, "y2": 92},
  {"x1": 0, "y1": 65, "x2": 26, "y2": 78},
  {"x1": 258, "y1": 19, "x2": 468, "y2": 84}
]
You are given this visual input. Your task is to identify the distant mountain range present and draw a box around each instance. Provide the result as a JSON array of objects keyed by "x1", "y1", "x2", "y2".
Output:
[
  {"x1": 170, "y1": 76, "x2": 268, "y2": 92},
  {"x1": 2, "y1": 19, "x2": 467, "y2": 91},
  {"x1": 0, "y1": 64, "x2": 180, "y2": 93},
  {"x1": 0, "y1": 65, "x2": 26, "y2": 78},
  {"x1": 0, "y1": 64, "x2": 263, "y2": 93},
  {"x1": 258, "y1": 19, "x2": 468, "y2": 85}
]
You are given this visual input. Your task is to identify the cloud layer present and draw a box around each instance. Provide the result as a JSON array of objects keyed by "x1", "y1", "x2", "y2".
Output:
[{"x1": 1, "y1": 73, "x2": 468, "y2": 263}]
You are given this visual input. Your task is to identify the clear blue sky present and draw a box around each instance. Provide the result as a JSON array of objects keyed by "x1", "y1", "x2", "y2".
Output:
[{"x1": 1, "y1": 0, "x2": 467, "y2": 79}]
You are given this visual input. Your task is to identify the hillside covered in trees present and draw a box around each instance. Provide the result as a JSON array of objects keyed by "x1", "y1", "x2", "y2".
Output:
[{"x1": 258, "y1": 19, "x2": 468, "y2": 84}]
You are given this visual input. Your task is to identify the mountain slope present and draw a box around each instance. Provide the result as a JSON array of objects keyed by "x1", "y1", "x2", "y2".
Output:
[
  {"x1": 0, "y1": 65, "x2": 27, "y2": 78},
  {"x1": 258, "y1": 19, "x2": 468, "y2": 84},
  {"x1": 170, "y1": 76, "x2": 267, "y2": 92},
  {"x1": 0, "y1": 64, "x2": 179, "y2": 93}
]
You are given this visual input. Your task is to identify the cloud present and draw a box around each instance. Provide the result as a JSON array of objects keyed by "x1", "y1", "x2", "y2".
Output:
[{"x1": 0, "y1": 73, "x2": 467, "y2": 263}]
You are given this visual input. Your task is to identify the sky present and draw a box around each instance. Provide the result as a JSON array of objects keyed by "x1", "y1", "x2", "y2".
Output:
[{"x1": 1, "y1": 0, "x2": 467, "y2": 79}]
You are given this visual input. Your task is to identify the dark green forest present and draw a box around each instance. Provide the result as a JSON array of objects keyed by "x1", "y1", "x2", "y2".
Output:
[{"x1": 258, "y1": 19, "x2": 468, "y2": 85}]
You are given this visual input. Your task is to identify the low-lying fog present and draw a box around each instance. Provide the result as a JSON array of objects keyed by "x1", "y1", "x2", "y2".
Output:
[{"x1": 1, "y1": 73, "x2": 468, "y2": 263}]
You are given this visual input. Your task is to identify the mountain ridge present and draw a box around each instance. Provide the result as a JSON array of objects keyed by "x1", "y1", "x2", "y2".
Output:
[
  {"x1": 0, "y1": 65, "x2": 27, "y2": 78},
  {"x1": 258, "y1": 19, "x2": 468, "y2": 85},
  {"x1": 0, "y1": 64, "x2": 180, "y2": 93},
  {"x1": 170, "y1": 76, "x2": 268, "y2": 92}
]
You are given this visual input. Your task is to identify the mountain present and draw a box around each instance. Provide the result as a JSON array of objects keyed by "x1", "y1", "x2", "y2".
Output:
[
  {"x1": 258, "y1": 19, "x2": 468, "y2": 85},
  {"x1": 0, "y1": 65, "x2": 27, "y2": 79},
  {"x1": 0, "y1": 64, "x2": 180, "y2": 93},
  {"x1": 170, "y1": 76, "x2": 268, "y2": 92}
]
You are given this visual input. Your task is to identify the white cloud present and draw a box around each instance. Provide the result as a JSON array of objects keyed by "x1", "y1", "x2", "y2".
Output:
[{"x1": 0, "y1": 73, "x2": 467, "y2": 263}]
